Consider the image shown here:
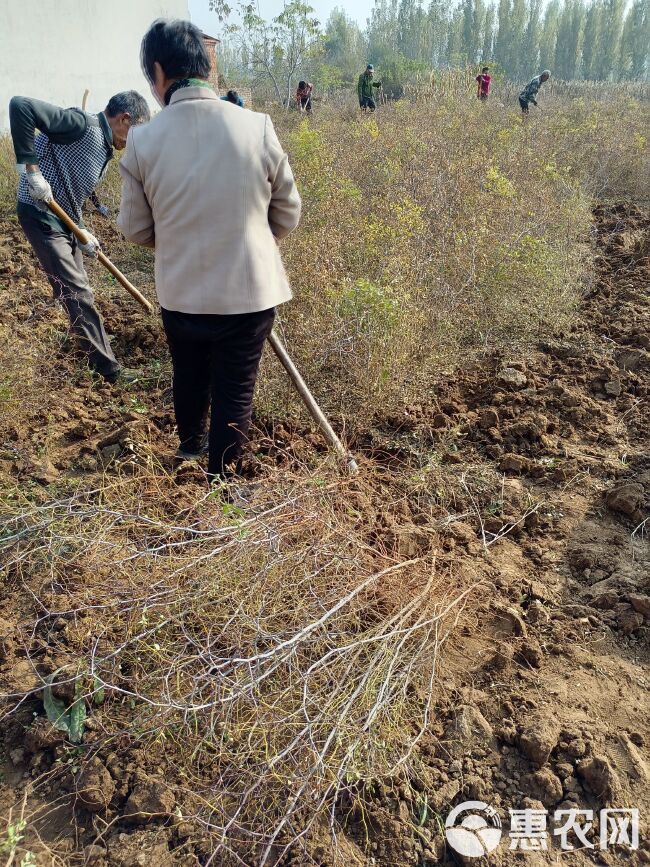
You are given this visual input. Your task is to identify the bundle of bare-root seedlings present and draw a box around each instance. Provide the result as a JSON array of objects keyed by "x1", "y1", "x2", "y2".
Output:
[{"x1": 1, "y1": 467, "x2": 472, "y2": 865}]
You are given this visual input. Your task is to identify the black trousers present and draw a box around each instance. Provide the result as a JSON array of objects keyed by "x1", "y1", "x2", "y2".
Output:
[{"x1": 161, "y1": 306, "x2": 275, "y2": 477}]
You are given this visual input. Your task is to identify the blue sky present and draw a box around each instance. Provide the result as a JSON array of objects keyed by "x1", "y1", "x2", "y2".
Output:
[{"x1": 188, "y1": 0, "x2": 376, "y2": 35}]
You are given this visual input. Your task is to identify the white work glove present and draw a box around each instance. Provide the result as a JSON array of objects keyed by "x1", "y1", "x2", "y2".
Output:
[
  {"x1": 26, "y1": 170, "x2": 53, "y2": 211},
  {"x1": 78, "y1": 232, "x2": 101, "y2": 258}
]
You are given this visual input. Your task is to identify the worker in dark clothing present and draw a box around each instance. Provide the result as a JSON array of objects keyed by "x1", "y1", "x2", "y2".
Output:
[
  {"x1": 519, "y1": 70, "x2": 551, "y2": 114},
  {"x1": 221, "y1": 90, "x2": 245, "y2": 107},
  {"x1": 358, "y1": 64, "x2": 382, "y2": 111},
  {"x1": 9, "y1": 91, "x2": 150, "y2": 382}
]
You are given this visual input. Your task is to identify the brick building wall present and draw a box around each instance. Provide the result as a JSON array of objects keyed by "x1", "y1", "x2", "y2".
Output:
[
  {"x1": 202, "y1": 33, "x2": 252, "y2": 108},
  {"x1": 202, "y1": 34, "x2": 220, "y2": 91}
]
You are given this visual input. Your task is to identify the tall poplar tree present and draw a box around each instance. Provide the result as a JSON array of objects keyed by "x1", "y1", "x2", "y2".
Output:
[
  {"x1": 619, "y1": 0, "x2": 650, "y2": 80},
  {"x1": 555, "y1": 0, "x2": 585, "y2": 78},
  {"x1": 508, "y1": 0, "x2": 529, "y2": 77},
  {"x1": 522, "y1": 0, "x2": 543, "y2": 74},
  {"x1": 581, "y1": 1, "x2": 603, "y2": 80},
  {"x1": 538, "y1": 0, "x2": 560, "y2": 73},
  {"x1": 599, "y1": 0, "x2": 626, "y2": 79},
  {"x1": 494, "y1": 0, "x2": 512, "y2": 69},
  {"x1": 427, "y1": 0, "x2": 451, "y2": 65},
  {"x1": 481, "y1": 3, "x2": 496, "y2": 63}
]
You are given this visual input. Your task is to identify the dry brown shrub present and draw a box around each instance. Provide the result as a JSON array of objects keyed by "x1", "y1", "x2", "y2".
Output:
[
  {"x1": 0, "y1": 467, "x2": 472, "y2": 864},
  {"x1": 2, "y1": 90, "x2": 647, "y2": 435},
  {"x1": 261, "y1": 94, "x2": 647, "y2": 425}
]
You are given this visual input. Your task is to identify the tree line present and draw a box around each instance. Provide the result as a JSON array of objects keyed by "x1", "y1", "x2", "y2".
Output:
[{"x1": 212, "y1": 0, "x2": 649, "y2": 100}]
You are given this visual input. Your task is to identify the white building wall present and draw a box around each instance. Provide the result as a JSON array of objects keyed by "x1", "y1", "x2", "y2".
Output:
[{"x1": 0, "y1": 0, "x2": 190, "y2": 131}]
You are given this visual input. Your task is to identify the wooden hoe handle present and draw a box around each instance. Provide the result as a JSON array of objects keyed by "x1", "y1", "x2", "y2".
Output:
[
  {"x1": 46, "y1": 199, "x2": 153, "y2": 314},
  {"x1": 267, "y1": 330, "x2": 359, "y2": 474}
]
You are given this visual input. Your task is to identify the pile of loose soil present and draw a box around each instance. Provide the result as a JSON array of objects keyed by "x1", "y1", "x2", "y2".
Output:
[{"x1": 0, "y1": 205, "x2": 648, "y2": 865}]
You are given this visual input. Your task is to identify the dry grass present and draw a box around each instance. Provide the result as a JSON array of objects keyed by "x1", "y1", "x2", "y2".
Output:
[
  {"x1": 265, "y1": 94, "x2": 647, "y2": 424},
  {"x1": 0, "y1": 468, "x2": 470, "y2": 864},
  {"x1": 1, "y1": 90, "x2": 647, "y2": 431}
]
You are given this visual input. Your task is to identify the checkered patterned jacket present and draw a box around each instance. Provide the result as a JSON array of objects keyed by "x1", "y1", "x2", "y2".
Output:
[
  {"x1": 519, "y1": 76, "x2": 543, "y2": 105},
  {"x1": 10, "y1": 97, "x2": 113, "y2": 224}
]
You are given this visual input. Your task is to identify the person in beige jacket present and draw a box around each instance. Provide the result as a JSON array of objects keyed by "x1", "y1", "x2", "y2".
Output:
[{"x1": 118, "y1": 19, "x2": 301, "y2": 478}]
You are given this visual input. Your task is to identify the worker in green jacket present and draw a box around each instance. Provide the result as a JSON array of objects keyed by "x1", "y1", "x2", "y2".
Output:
[{"x1": 358, "y1": 64, "x2": 382, "y2": 111}]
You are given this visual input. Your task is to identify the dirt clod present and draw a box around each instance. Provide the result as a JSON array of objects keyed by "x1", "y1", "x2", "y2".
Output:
[
  {"x1": 616, "y1": 604, "x2": 645, "y2": 635},
  {"x1": 519, "y1": 717, "x2": 560, "y2": 767},
  {"x1": 606, "y1": 482, "x2": 644, "y2": 516},
  {"x1": 29, "y1": 458, "x2": 59, "y2": 484},
  {"x1": 498, "y1": 367, "x2": 528, "y2": 388},
  {"x1": 522, "y1": 767, "x2": 564, "y2": 805},
  {"x1": 576, "y1": 755, "x2": 622, "y2": 805},
  {"x1": 76, "y1": 758, "x2": 116, "y2": 812},
  {"x1": 443, "y1": 704, "x2": 497, "y2": 758},
  {"x1": 500, "y1": 453, "x2": 530, "y2": 473},
  {"x1": 124, "y1": 775, "x2": 176, "y2": 823},
  {"x1": 479, "y1": 408, "x2": 500, "y2": 429},
  {"x1": 629, "y1": 594, "x2": 650, "y2": 618},
  {"x1": 604, "y1": 380, "x2": 622, "y2": 397}
]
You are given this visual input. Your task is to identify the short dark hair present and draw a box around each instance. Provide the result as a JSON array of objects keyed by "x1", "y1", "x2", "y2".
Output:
[
  {"x1": 298, "y1": 80, "x2": 306, "y2": 89},
  {"x1": 226, "y1": 90, "x2": 239, "y2": 103},
  {"x1": 140, "y1": 19, "x2": 210, "y2": 85},
  {"x1": 105, "y1": 91, "x2": 150, "y2": 124},
  {"x1": 482, "y1": 66, "x2": 489, "y2": 72}
]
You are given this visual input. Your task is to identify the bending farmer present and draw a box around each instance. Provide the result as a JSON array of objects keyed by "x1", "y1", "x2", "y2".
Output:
[
  {"x1": 296, "y1": 81, "x2": 314, "y2": 113},
  {"x1": 9, "y1": 91, "x2": 150, "y2": 381},
  {"x1": 221, "y1": 90, "x2": 245, "y2": 107},
  {"x1": 118, "y1": 19, "x2": 301, "y2": 479},
  {"x1": 358, "y1": 64, "x2": 382, "y2": 111},
  {"x1": 519, "y1": 70, "x2": 550, "y2": 114}
]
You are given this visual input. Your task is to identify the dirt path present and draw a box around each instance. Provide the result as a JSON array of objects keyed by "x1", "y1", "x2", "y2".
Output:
[{"x1": 0, "y1": 204, "x2": 648, "y2": 865}]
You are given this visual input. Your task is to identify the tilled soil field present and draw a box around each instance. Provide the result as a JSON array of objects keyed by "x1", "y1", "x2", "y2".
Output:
[{"x1": 0, "y1": 204, "x2": 648, "y2": 865}]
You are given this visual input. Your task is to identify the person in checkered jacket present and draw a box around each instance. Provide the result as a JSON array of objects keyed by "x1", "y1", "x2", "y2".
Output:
[{"x1": 9, "y1": 91, "x2": 150, "y2": 382}]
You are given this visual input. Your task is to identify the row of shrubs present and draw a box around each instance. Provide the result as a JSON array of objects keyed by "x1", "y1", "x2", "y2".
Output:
[{"x1": 0, "y1": 90, "x2": 647, "y2": 428}]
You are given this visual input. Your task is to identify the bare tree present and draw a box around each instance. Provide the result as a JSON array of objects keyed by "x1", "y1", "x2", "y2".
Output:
[{"x1": 210, "y1": 1, "x2": 322, "y2": 106}]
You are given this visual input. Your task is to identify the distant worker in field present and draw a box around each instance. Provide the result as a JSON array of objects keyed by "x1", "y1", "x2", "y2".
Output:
[
  {"x1": 476, "y1": 67, "x2": 491, "y2": 101},
  {"x1": 519, "y1": 70, "x2": 551, "y2": 114},
  {"x1": 221, "y1": 89, "x2": 244, "y2": 107},
  {"x1": 9, "y1": 90, "x2": 150, "y2": 382},
  {"x1": 358, "y1": 64, "x2": 382, "y2": 111},
  {"x1": 296, "y1": 80, "x2": 314, "y2": 113}
]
